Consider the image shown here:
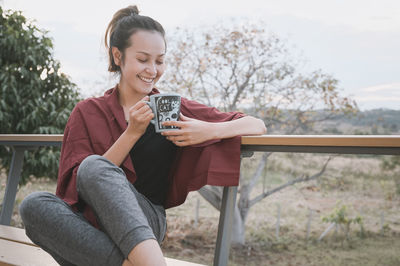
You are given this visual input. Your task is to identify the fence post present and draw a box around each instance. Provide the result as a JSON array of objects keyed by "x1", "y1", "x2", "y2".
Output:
[
  {"x1": 318, "y1": 223, "x2": 336, "y2": 242},
  {"x1": 194, "y1": 198, "x2": 200, "y2": 228},
  {"x1": 213, "y1": 186, "x2": 238, "y2": 266},
  {"x1": 306, "y1": 209, "x2": 313, "y2": 240},
  {"x1": 276, "y1": 203, "x2": 281, "y2": 240},
  {"x1": 0, "y1": 146, "x2": 27, "y2": 225}
]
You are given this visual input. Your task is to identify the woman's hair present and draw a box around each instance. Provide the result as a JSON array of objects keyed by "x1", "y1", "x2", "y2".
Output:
[{"x1": 105, "y1": 5, "x2": 166, "y2": 72}]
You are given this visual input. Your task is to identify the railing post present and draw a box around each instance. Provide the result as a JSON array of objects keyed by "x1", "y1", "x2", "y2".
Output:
[
  {"x1": 213, "y1": 186, "x2": 238, "y2": 266},
  {"x1": 0, "y1": 146, "x2": 27, "y2": 225}
]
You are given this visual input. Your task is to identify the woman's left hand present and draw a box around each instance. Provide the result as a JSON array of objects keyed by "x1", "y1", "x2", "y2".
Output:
[{"x1": 161, "y1": 113, "x2": 214, "y2": 146}]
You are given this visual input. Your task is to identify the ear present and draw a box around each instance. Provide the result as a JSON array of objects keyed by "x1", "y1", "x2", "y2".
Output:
[{"x1": 112, "y1": 47, "x2": 122, "y2": 66}]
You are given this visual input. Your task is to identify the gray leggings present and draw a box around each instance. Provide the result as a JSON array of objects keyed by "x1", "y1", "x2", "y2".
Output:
[{"x1": 19, "y1": 155, "x2": 167, "y2": 266}]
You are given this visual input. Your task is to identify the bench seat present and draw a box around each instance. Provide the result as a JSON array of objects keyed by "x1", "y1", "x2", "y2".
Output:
[{"x1": 0, "y1": 225, "x2": 204, "y2": 266}]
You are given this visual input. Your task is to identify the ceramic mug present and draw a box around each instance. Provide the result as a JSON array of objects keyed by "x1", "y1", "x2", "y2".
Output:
[{"x1": 146, "y1": 93, "x2": 181, "y2": 133}]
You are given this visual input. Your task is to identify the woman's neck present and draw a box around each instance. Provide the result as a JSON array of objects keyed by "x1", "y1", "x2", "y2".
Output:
[{"x1": 118, "y1": 82, "x2": 146, "y2": 109}]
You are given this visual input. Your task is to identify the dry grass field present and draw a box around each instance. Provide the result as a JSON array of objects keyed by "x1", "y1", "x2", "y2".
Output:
[{"x1": 1, "y1": 153, "x2": 399, "y2": 265}]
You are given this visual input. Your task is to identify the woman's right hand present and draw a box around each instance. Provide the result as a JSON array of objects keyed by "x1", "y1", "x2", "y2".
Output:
[{"x1": 126, "y1": 96, "x2": 154, "y2": 137}]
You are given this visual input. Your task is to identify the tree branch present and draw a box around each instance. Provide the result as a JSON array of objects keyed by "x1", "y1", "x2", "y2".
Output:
[
  {"x1": 198, "y1": 186, "x2": 222, "y2": 211},
  {"x1": 198, "y1": 72, "x2": 212, "y2": 106},
  {"x1": 249, "y1": 157, "x2": 332, "y2": 207},
  {"x1": 248, "y1": 152, "x2": 271, "y2": 192}
]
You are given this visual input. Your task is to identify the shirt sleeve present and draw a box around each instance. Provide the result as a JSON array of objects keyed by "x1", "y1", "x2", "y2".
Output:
[
  {"x1": 180, "y1": 97, "x2": 246, "y2": 122},
  {"x1": 55, "y1": 102, "x2": 94, "y2": 208}
]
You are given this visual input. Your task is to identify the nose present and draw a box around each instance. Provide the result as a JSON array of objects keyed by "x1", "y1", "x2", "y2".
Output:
[{"x1": 145, "y1": 63, "x2": 157, "y2": 76}]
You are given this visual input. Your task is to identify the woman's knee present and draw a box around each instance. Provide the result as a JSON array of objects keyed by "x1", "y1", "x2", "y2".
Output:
[
  {"x1": 77, "y1": 154, "x2": 124, "y2": 191},
  {"x1": 77, "y1": 154, "x2": 105, "y2": 189},
  {"x1": 19, "y1": 191, "x2": 55, "y2": 225}
]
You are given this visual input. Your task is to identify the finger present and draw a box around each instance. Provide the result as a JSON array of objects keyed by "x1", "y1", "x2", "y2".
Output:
[
  {"x1": 129, "y1": 101, "x2": 147, "y2": 111},
  {"x1": 146, "y1": 112, "x2": 154, "y2": 120},
  {"x1": 141, "y1": 106, "x2": 153, "y2": 116},
  {"x1": 129, "y1": 108, "x2": 153, "y2": 122},
  {"x1": 129, "y1": 108, "x2": 146, "y2": 118},
  {"x1": 141, "y1": 95, "x2": 150, "y2": 101},
  {"x1": 179, "y1": 113, "x2": 190, "y2": 121},
  {"x1": 132, "y1": 104, "x2": 152, "y2": 115},
  {"x1": 139, "y1": 110, "x2": 154, "y2": 121},
  {"x1": 162, "y1": 120, "x2": 185, "y2": 128},
  {"x1": 179, "y1": 113, "x2": 194, "y2": 121},
  {"x1": 173, "y1": 140, "x2": 190, "y2": 147},
  {"x1": 166, "y1": 135, "x2": 186, "y2": 142},
  {"x1": 161, "y1": 130, "x2": 184, "y2": 136}
]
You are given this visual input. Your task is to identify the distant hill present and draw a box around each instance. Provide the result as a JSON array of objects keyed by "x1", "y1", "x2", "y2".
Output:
[{"x1": 314, "y1": 109, "x2": 400, "y2": 135}]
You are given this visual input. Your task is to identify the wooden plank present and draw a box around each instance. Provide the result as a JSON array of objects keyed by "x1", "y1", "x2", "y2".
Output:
[
  {"x1": 241, "y1": 135, "x2": 400, "y2": 147},
  {"x1": 0, "y1": 239, "x2": 58, "y2": 266},
  {"x1": 0, "y1": 226, "x2": 204, "y2": 266},
  {"x1": 0, "y1": 135, "x2": 63, "y2": 142},
  {"x1": 0, "y1": 239, "x2": 204, "y2": 266},
  {"x1": 1, "y1": 134, "x2": 399, "y2": 148},
  {"x1": 0, "y1": 225, "x2": 35, "y2": 246},
  {"x1": 165, "y1": 258, "x2": 205, "y2": 266}
]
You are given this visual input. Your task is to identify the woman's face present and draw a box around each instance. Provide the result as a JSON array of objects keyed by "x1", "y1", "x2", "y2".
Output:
[{"x1": 114, "y1": 30, "x2": 166, "y2": 96}]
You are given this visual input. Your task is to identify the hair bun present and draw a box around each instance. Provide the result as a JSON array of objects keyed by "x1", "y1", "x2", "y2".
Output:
[
  {"x1": 127, "y1": 5, "x2": 139, "y2": 16},
  {"x1": 113, "y1": 5, "x2": 139, "y2": 22}
]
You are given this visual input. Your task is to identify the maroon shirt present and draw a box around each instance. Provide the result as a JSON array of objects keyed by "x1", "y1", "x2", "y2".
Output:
[{"x1": 56, "y1": 86, "x2": 244, "y2": 228}]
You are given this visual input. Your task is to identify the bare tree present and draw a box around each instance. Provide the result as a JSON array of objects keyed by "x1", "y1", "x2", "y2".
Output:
[{"x1": 159, "y1": 22, "x2": 357, "y2": 245}]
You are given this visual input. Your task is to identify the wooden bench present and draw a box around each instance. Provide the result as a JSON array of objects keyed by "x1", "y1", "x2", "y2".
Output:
[
  {"x1": 1, "y1": 134, "x2": 400, "y2": 266},
  {"x1": 0, "y1": 224, "x2": 204, "y2": 265}
]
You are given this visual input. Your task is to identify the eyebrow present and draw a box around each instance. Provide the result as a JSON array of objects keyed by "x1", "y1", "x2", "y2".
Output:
[{"x1": 136, "y1": 51, "x2": 165, "y2": 57}]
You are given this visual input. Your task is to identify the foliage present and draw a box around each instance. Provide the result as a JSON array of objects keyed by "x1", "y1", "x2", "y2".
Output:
[
  {"x1": 0, "y1": 7, "x2": 81, "y2": 183},
  {"x1": 322, "y1": 203, "x2": 364, "y2": 240}
]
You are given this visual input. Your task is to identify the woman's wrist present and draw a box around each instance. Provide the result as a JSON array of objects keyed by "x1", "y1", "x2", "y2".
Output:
[
  {"x1": 209, "y1": 121, "x2": 229, "y2": 140},
  {"x1": 124, "y1": 128, "x2": 142, "y2": 141},
  {"x1": 103, "y1": 129, "x2": 141, "y2": 166}
]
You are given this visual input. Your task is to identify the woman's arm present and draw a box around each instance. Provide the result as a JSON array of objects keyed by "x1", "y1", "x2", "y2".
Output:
[
  {"x1": 161, "y1": 113, "x2": 266, "y2": 147},
  {"x1": 103, "y1": 96, "x2": 154, "y2": 166},
  {"x1": 102, "y1": 130, "x2": 141, "y2": 166}
]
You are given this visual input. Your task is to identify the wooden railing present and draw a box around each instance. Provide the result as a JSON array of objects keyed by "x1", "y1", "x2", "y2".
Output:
[{"x1": 1, "y1": 134, "x2": 400, "y2": 266}]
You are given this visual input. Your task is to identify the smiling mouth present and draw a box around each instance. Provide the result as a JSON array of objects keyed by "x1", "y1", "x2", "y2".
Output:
[{"x1": 138, "y1": 75, "x2": 155, "y2": 83}]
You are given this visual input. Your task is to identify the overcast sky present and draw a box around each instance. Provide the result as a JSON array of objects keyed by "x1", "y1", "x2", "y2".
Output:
[{"x1": 2, "y1": 0, "x2": 400, "y2": 110}]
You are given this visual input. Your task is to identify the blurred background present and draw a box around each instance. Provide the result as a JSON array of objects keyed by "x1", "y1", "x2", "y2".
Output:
[{"x1": 2, "y1": 0, "x2": 400, "y2": 109}]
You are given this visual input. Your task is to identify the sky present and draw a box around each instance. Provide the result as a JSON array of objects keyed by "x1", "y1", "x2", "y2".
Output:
[{"x1": 2, "y1": 0, "x2": 400, "y2": 110}]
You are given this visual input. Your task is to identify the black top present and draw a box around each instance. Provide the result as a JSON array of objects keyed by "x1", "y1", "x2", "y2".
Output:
[{"x1": 129, "y1": 124, "x2": 178, "y2": 206}]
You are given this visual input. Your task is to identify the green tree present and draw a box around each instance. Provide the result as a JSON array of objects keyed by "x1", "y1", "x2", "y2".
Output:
[{"x1": 0, "y1": 7, "x2": 81, "y2": 183}]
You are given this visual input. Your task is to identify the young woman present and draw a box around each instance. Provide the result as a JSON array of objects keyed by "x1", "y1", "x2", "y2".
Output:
[{"x1": 20, "y1": 5, "x2": 266, "y2": 266}]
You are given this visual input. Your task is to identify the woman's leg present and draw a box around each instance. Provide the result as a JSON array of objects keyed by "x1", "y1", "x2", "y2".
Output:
[
  {"x1": 19, "y1": 191, "x2": 125, "y2": 266},
  {"x1": 77, "y1": 155, "x2": 166, "y2": 265},
  {"x1": 126, "y1": 184, "x2": 167, "y2": 265}
]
